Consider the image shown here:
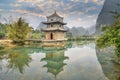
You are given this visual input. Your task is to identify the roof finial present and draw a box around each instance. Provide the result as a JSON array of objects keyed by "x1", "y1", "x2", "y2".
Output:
[{"x1": 54, "y1": 10, "x2": 57, "y2": 14}]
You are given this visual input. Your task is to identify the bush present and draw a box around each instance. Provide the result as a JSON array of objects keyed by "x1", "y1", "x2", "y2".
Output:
[
  {"x1": 0, "y1": 33, "x2": 5, "y2": 39},
  {"x1": 97, "y1": 21, "x2": 120, "y2": 61}
]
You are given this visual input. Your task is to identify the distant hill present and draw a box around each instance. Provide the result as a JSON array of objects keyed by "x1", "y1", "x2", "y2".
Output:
[
  {"x1": 87, "y1": 25, "x2": 95, "y2": 35},
  {"x1": 36, "y1": 22, "x2": 93, "y2": 37},
  {"x1": 36, "y1": 22, "x2": 46, "y2": 30},
  {"x1": 69, "y1": 27, "x2": 89, "y2": 36},
  {"x1": 96, "y1": 0, "x2": 120, "y2": 34}
]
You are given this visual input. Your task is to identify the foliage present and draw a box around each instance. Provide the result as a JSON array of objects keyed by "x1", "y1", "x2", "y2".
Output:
[
  {"x1": 29, "y1": 30, "x2": 45, "y2": 39},
  {"x1": 0, "y1": 33, "x2": 5, "y2": 38},
  {"x1": 96, "y1": 13, "x2": 120, "y2": 60},
  {"x1": 66, "y1": 32, "x2": 72, "y2": 40},
  {"x1": 67, "y1": 35, "x2": 94, "y2": 41},
  {"x1": 0, "y1": 23, "x2": 6, "y2": 38},
  {"x1": 7, "y1": 17, "x2": 32, "y2": 45}
]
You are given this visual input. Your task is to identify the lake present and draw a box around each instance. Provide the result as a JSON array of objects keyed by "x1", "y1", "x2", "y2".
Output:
[{"x1": 0, "y1": 41, "x2": 109, "y2": 80}]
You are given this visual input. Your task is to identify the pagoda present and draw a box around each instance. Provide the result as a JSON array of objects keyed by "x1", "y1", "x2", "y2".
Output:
[{"x1": 41, "y1": 11, "x2": 68, "y2": 46}]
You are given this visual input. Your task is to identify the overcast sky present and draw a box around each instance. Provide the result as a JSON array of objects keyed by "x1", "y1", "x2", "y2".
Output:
[{"x1": 0, "y1": 0, "x2": 105, "y2": 29}]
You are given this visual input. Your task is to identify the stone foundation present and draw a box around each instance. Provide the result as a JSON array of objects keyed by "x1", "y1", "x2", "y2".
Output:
[{"x1": 42, "y1": 40, "x2": 66, "y2": 47}]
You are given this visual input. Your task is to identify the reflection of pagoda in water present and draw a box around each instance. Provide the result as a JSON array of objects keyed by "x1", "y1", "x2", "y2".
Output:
[{"x1": 41, "y1": 50, "x2": 68, "y2": 77}]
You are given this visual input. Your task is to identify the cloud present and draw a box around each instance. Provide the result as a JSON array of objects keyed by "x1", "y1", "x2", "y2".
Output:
[
  {"x1": 70, "y1": 0, "x2": 79, "y2": 2},
  {"x1": 10, "y1": 9, "x2": 45, "y2": 18},
  {"x1": 25, "y1": 0, "x2": 52, "y2": 3},
  {"x1": 82, "y1": 0, "x2": 104, "y2": 5},
  {"x1": 10, "y1": 3, "x2": 21, "y2": 7},
  {"x1": 18, "y1": 0, "x2": 44, "y2": 5},
  {"x1": 0, "y1": 0, "x2": 105, "y2": 28},
  {"x1": 15, "y1": 0, "x2": 104, "y2": 18},
  {"x1": 18, "y1": 0, "x2": 24, "y2": 2},
  {"x1": 18, "y1": 0, "x2": 34, "y2": 3},
  {"x1": 92, "y1": 0, "x2": 105, "y2": 5},
  {"x1": 83, "y1": 0, "x2": 89, "y2": 3},
  {"x1": 37, "y1": 3, "x2": 45, "y2": 8}
]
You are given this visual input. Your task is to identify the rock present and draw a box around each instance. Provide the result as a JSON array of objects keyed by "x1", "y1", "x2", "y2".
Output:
[{"x1": 96, "y1": 0, "x2": 120, "y2": 34}]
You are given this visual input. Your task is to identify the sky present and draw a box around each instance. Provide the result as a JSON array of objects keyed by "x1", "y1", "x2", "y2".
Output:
[{"x1": 0, "y1": 0, "x2": 105, "y2": 29}]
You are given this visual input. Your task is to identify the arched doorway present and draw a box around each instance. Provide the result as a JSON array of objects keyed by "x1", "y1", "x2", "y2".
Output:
[{"x1": 50, "y1": 32, "x2": 53, "y2": 40}]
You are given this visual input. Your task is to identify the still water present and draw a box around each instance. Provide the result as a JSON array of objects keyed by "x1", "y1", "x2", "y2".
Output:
[{"x1": 0, "y1": 42, "x2": 108, "y2": 80}]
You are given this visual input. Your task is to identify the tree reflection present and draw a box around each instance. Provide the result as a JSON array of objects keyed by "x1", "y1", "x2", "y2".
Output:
[
  {"x1": 0, "y1": 50, "x2": 8, "y2": 72},
  {"x1": 96, "y1": 46, "x2": 120, "y2": 80},
  {"x1": 6, "y1": 51, "x2": 32, "y2": 74}
]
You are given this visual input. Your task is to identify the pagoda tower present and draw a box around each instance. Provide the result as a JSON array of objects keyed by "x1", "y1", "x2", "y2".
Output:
[{"x1": 41, "y1": 11, "x2": 68, "y2": 46}]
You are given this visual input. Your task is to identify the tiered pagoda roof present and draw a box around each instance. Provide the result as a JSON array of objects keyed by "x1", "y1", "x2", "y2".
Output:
[
  {"x1": 42, "y1": 21, "x2": 66, "y2": 25},
  {"x1": 47, "y1": 10, "x2": 63, "y2": 18},
  {"x1": 42, "y1": 11, "x2": 67, "y2": 25}
]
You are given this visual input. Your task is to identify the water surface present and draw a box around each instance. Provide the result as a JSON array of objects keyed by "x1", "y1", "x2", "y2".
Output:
[{"x1": 0, "y1": 42, "x2": 108, "y2": 80}]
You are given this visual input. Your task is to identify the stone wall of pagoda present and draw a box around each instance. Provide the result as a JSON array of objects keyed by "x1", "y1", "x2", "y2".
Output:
[{"x1": 45, "y1": 31, "x2": 66, "y2": 40}]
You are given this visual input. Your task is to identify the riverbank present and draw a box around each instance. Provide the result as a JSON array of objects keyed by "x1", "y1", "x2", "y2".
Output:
[{"x1": 0, "y1": 39, "x2": 16, "y2": 48}]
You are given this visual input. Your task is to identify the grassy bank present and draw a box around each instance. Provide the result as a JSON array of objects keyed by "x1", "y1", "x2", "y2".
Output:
[{"x1": 0, "y1": 39, "x2": 16, "y2": 48}]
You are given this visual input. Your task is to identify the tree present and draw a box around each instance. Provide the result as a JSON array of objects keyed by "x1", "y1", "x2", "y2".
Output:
[
  {"x1": 0, "y1": 23, "x2": 6, "y2": 39},
  {"x1": 66, "y1": 32, "x2": 72, "y2": 40},
  {"x1": 29, "y1": 29, "x2": 45, "y2": 39},
  {"x1": 96, "y1": 12, "x2": 120, "y2": 61},
  {"x1": 7, "y1": 17, "x2": 32, "y2": 45}
]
